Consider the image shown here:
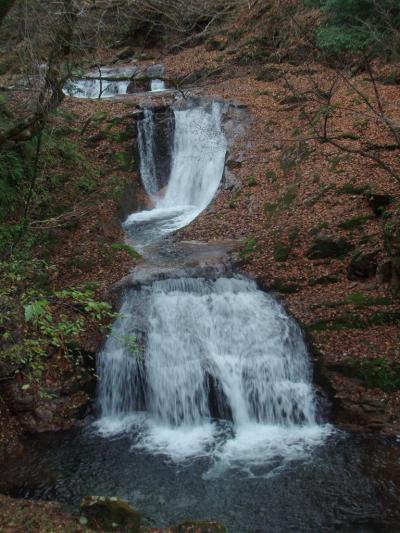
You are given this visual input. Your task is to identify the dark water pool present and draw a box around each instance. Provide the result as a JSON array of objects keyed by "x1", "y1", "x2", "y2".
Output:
[{"x1": 1, "y1": 426, "x2": 400, "y2": 532}]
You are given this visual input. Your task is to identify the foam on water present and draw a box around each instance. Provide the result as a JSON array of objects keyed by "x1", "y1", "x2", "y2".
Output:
[{"x1": 96, "y1": 277, "x2": 331, "y2": 469}]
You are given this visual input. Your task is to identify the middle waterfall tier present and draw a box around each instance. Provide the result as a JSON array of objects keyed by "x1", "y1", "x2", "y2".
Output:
[{"x1": 124, "y1": 100, "x2": 227, "y2": 248}]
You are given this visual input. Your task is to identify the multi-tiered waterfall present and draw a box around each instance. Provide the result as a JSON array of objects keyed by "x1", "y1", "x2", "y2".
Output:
[{"x1": 96, "y1": 98, "x2": 328, "y2": 463}]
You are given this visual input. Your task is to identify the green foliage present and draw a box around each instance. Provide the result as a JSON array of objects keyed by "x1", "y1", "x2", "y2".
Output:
[
  {"x1": 239, "y1": 236, "x2": 257, "y2": 262},
  {"x1": 310, "y1": 0, "x2": 400, "y2": 58},
  {"x1": 264, "y1": 185, "x2": 297, "y2": 218},
  {"x1": 246, "y1": 176, "x2": 257, "y2": 187},
  {"x1": 342, "y1": 292, "x2": 392, "y2": 306},
  {"x1": 110, "y1": 242, "x2": 141, "y2": 260},
  {"x1": 0, "y1": 258, "x2": 115, "y2": 380},
  {"x1": 338, "y1": 215, "x2": 370, "y2": 230},
  {"x1": 349, "y1": 357, "x2": 400, "y2": 392},
  {"x1": 0, "y1": 148, "x2": 26, "y2": 221},
  {"x1": 274, "y1": 242, "x2": 290, "y2": 262}
]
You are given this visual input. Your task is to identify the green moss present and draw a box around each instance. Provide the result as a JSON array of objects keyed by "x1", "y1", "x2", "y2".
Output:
[
  {"x1": 239, "y1": 236, "x2": 257, "y2": 262},
  {"x1": 348, "y1": 357, "x2": 400, "y2": 393},
  {"x1": 110, "y1": 242, "x2": 141, "y2": 260},
  {"x1": 307, "y1": 236, "x2": 353, "y2": 259},
  {"x1": 264, "y1": 185, "x2": 297, "y2": 219},
  {"x1": 246, "y1": 176, "x2": 257, "y2": 187},
  {"x1": 270, "y1": 279, "x2": 301, "y2": 294},
  {"x1": 343, "y1": 292, "x2": 392, "y2": 307},
  {"x1": 309, "y1": 222, "x2": 329, "y2": 236},
  {"x1": 337, "y1": 182, "x2": 370, "y2": 195},
  {"x1": 265, "y1": 168, "x2": 277, "y2": 181},
  {"x1": 114, "y1": 151, "x2": 132, "y2": 171},
  {"x1": 370, "y1": 311, "x2": 400, "y2": 326},
  {"x1": 274, "y1": 241, "x2": 290, "y2": 262},
  {"x1": 338, "y1": 215, "x2": 370, "y2": 230},
  {"x1": 307, "y1": 314, "x2": 366, "y2": 332}
]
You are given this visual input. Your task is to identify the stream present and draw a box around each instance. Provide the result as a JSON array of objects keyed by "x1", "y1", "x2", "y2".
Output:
[{"x1": 3, "y1": 87, "x2": 400, "y2": 532}]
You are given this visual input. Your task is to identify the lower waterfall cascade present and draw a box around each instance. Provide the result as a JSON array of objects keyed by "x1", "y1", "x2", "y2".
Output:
[{"x1": 97, "y1": 277, "x2": 330, "y2": 463}]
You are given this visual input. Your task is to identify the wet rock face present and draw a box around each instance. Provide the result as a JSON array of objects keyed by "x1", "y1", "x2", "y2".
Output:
[
  {"x1": 80, "y1": 496, "x2": 141, "y2": 532},
  {"x1": 137, "y1": 105, "x2": 175, "y2": 192}
]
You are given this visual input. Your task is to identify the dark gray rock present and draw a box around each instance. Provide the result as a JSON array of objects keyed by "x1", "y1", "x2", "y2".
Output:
[
  {"x1": 146, "y1": 64, "x2": 165, "y2": 78},
  {"x1": 367, "y1": 193, "x2": 392, "y2": 216},
  {"x1": 348, "y1": 249, "x2": 379, "y2": 280},
  {"x1": 376, "y1": 259, "x2": 393, "y2": 283}
]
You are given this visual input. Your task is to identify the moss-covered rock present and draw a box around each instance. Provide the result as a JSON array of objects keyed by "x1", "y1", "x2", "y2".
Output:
[
  {"x1": 347, "y1": 249, "x2": 378, "y2": 280},
  {"x1": 80, "y1": 496, "x2": 141, "y2": 532},
  {"x1": 256, "y1": 66, "x2": 281, "y2": 82},
  {"x1": 306, "y1": 236, "x2": 354, "y2": 260}
]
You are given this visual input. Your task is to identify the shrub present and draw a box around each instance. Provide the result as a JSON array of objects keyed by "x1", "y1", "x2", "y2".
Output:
[{"x1": 310, "y1": 0, "x2": 400, "y2": 58}]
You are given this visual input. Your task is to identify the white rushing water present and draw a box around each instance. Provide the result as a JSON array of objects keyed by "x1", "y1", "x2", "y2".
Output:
[
  {"x1": 150, "y1": 79, "x2": 166, "y2": 92},
  {"x1": 124, "y1": 101, "x2": 227, "y2": 248},
  {"x1": 97, "y1": 277, "x2": 330, "y2": 466},
  {"x1": 63, "y1": 66, "x2": 137, "y2": 99}
]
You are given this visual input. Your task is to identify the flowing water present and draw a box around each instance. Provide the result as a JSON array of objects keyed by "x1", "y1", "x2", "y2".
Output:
[
  {"x1": 63, "y1": 67, "x2": 137, "y2": 99},
  {"x1": 150, "y1": 79, "x2": 166, "y2": 92},
  {"x1": 4, "y1": 92, "x2": 400, "y2": 532},
  {"x1": 63, "y1": 67, "x2": 166, "y2": 99},
  {"x1": 96, "y1": 277, "x2": 329, "y2": 464},
  {"x1": 124, "y1": 100, "x2": 227, "y2": 248}
]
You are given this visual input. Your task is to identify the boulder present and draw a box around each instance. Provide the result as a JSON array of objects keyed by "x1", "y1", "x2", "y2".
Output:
[
  {"x1": 222, "y1": 169, "x2": 240, "y2": 191},
  {"x1": 347, "y1": 249, "x2": 379, "y2": 280},
  {"x1": 117, "y1": 47, "x2": 135, "y2": 60},
  {"x1": 367, "y1": 193, "x2": 392, "y2": 216},
  {"x1": 126, "y1": 78, "x2": 149, "y2": 93},
  {"x1": 80, "y1": 496, "x2": 141, "y2": 532},
  {"x1": 376, "y1": 259, "x2": 392, "y2": 284},
  {"x1": 146, "y1": 64, "x2": 165, "y2": 78},
  {"x1": 306, "y1": 236, "x2": 354, "y2": 260}
]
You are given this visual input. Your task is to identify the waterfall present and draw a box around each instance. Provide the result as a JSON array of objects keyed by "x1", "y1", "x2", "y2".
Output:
[
  {"x1": 150, "y1": 79, "x2": 166, "y2": 92},
  {"x1": 97, "y1": 96, "x2": 330, "y2": 465},
  {"x1": 124, "y1": 100, "x2": 227, "y2": 248},
  {"x1": 97, "y1": 277, "x2": 327, "y2": 461}
]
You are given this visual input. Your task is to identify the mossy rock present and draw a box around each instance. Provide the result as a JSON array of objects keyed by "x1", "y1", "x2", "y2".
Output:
[
  {"x1": 205, "y1": 37, "x2": 228, "y2": 51},
  {"x1": 256, "y1": 66, "x2": 281, "y2": 82},
  {"x1": 270, "y1": 278, "x2": 301, "y2": 294},
  {"x1": 347, "y1": 249, "x2": 378, "y2": 280},
  {"x1": 169, "y1": 521, "x2": 227, "y2": 533},
  {"x1": 308, "y1": 274, "x2": 339, "y2": 286},
  {"x1": 306, "y1": 236, "x2": 354, "y2": 260},
  {"x1": 80, "y1": 496, "x2": 141, "y2": 532}
]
